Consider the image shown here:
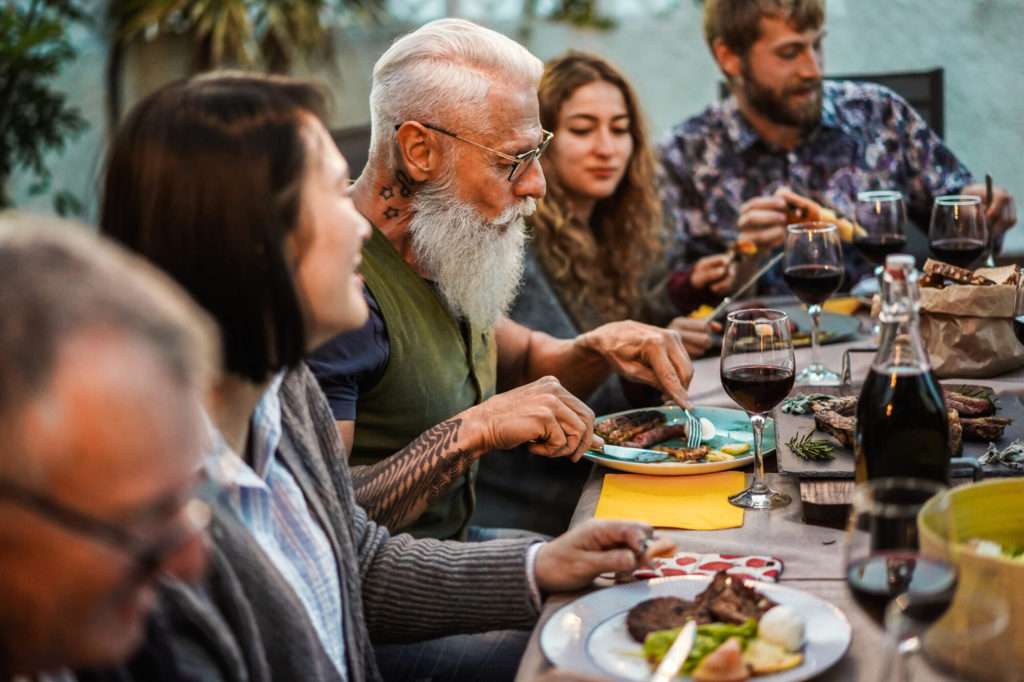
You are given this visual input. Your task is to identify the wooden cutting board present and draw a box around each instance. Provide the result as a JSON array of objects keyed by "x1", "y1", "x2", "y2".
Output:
[
  {"x1": 776, "y1": 384, "x2": 1024, "y2": 478},
  {"x1": 800, "y1": 476, "x2": 978, "y2": 526}
]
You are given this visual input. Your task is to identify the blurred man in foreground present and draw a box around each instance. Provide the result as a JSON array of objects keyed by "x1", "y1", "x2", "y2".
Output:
[{"x1": 0, "y1": 213, "x2": 216, "y2": 681}]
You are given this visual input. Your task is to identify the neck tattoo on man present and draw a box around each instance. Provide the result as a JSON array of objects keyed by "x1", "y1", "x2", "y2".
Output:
[
  {"x1": 379, "y1": 169, "x2": 420, "y2": 221},
  {"x1": 395, "y1": 169, "x2": 416, "y2": 197}
]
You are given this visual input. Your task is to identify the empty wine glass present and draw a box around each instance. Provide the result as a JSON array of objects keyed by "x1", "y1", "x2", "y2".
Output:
[
  {"x1": 784, "y1": 222, "x2": 844, "y2": 384},
  {"x1": 844, "y1": 477, "x2": 955, "y2": 682},
  {"x1": 855, "y1": 191, "x2": 908, "y2": 336},
  {"x1": 928, "y1": 195, "x2": 987, "y2": 270},
  {"x1": 720, "y1": 309, "x2": 795, "y2": 509}
]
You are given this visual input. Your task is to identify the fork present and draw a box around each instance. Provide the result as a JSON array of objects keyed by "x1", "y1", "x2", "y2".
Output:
[{"x1": 683, "y1": 409, "x2": 702, "y2": 448}]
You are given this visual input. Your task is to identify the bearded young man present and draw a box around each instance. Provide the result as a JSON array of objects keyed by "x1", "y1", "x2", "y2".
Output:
[
  {"x1": 658, "y1": 0, "x2": 1017, "y2": 295},
  {"x1": 307, "y1": 18, "x2": 696, "y2": 543}
]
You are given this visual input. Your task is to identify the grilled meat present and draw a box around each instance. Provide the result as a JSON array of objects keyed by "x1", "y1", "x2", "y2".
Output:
[
  {"x1": 625, "y1": 572, "x2": 777, "y2": 644},
  {"x1": 695, "y1": 572, "x2": 777, "y2": 625},
  {"x1": 811, "y1": 397, "x2": 857, "y2": 449},
  {"x1": 626, "y1": 597, "x2": 700, "y2": 643},
  {"x1": 944, "y1": 391, "x2": 996, "y2": 418},
  {"x1": 962, "y1": 416, "x2": 1014, "y2": 441},
  {"x1": 595, "y1": 410, "x2": 666, "y2": 445},
  {"x1": 622, "y1": 424, "x2": 690, "y2": 449},
  {"x1": 948, "y1": 409, "x2": 964, "y2": 457},
  {"x1": 652, "y1": 445, "x2": 712, "y2": 462}
]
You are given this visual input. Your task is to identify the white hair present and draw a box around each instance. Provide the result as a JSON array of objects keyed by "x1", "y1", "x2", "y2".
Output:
[
  {"x1": 368, "y1": 18, "x2": 543, "y2": 169},
  {"x1": 408, "y1": 167, "x2": 534, "y2": 331}
]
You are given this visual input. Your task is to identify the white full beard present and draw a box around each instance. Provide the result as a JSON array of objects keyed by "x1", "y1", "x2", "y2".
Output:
[{"x1": 409, "y1": 178, "x2": 533, "y2": 331}]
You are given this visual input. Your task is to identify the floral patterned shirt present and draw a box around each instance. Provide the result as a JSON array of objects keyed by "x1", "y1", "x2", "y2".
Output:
[{"x1": 658, "y1": 80, "x2": 973, "y2": 293}]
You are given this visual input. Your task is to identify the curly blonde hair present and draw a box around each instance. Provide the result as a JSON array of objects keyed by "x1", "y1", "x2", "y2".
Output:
[{"x1": 530, "y1": 51, "x2": 663, "y2": 326}]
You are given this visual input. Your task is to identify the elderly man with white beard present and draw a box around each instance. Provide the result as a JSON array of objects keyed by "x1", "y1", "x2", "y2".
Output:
[{"x1": 307, "y1": 18, "x2": 695, "y2": 544}]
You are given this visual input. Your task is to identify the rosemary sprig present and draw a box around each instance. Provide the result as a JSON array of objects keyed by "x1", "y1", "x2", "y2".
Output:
[{"x1": 787, "y1": 430, "x2": 835, "y2": 461}]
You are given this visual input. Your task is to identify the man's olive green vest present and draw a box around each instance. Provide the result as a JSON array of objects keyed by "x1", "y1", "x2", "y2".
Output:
[{"x1": 352, "y1": 225, "x2": 496, "y2": 539}]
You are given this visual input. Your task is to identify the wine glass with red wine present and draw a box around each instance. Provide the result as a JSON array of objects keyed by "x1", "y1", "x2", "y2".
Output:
[
  {"x1": 720, "y1": 309, "x2": 795, "y2": 509},
  {"x1": 784, "y1": 222, "x2": 844, "y2": 384},
  {"x1": 928, "y1": 195, "x2": 987, "y2": 269},
  {"x1": 855, "y1": 191, "x2": 907, "y2": 335},
  {"x1": 845, "y1": 478, "x2": 955, "y2": 681}
]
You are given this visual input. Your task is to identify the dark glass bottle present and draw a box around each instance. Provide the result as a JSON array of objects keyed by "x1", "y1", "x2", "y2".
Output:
[{"x1": 855, "y1": 254, "x2": 950, "y2": 484}]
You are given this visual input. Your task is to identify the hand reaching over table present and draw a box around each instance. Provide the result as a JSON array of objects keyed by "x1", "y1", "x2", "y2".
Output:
[
  {"x1": 667, "y1": 316, "x2": 715, "y2": 358},
  {"x1": 690, "y1": 252, "x2": 737, "y2": 298},
  {"x1": 575, "y1": 321, "x2": 694, "y2": 409},
  {"x1": 961, "y1": 181, "x2": 1017, "y2": 241},
  {"x1": 534, "y1": 519, "x2": 676, "y2": 593}
]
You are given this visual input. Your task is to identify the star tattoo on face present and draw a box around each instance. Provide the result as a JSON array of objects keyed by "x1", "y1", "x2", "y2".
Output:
[
  {"x1": 379, "y1": 186, "x2": 394, "y2": 200},
  {"x1": 383, "y1": 206, "x2": 399, "y2": 220}
]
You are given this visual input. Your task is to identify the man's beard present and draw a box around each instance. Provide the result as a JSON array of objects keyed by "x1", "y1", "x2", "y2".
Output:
[
  {"x1": 740, "y1": 60, "x2": 823, "y2": 130},
  {"x1": 408, "y1": 175, "x2": 533, "y2": 331}
]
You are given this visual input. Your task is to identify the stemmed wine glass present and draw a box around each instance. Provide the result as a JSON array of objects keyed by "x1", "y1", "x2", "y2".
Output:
[
  {"x1": 720, "y1": 309, "x2": 795, "y2": 509},
  {"x1": 928, "y1": 195, "x2": 987, "y2": 269},
  {"x1": 855, "y1": 191, "x2": 908, "y2": 333},
  {"x1": 844, "y1": 477, "x2": 956, "y2": 681},
  {"x1": 783, "y1": 222, "x2": 844, "y2": 384}
]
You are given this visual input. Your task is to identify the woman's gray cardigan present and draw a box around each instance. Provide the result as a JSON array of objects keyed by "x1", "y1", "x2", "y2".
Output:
[{"x1": 161, "y1": 364, "x2": 538, "y2": 682}]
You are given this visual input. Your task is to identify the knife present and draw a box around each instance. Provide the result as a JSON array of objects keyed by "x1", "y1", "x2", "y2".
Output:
[
  {"x1": 592, "y1": 444, "x2": 670, "y2": 463},
  {"x1": 650, "y1": 620, "x2": 698, "y2": 682},
  {"x1": 705, "y1": 250, "x2": 785, "y2": 324}
]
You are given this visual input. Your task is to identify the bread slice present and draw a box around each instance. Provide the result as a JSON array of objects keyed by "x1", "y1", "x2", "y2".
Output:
[{"x1": 923, "y1": 258, "x2": 994, "y2": 285}]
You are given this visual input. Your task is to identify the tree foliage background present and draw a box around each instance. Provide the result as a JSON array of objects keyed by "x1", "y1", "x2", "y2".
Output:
[{"x1": 0, "y1": 0, "x2": 89, "y2": 213}]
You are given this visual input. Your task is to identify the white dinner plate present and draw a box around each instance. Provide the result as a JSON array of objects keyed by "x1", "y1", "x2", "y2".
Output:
[
  {"x1": 584, "y1": 406, "x2": 772, "y2": 476},
  {"x1": 540, "y1": 575, "x2": 851, "y2": 681}
]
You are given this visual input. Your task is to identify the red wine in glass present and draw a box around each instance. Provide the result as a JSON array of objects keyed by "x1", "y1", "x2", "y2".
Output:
[
  {"x1": 853, "y1": 234, "x2": 908, "y2": 266},
  {"x1": 846, "y1": 551, "x2": 958, "y2": 626},
  {"x1": 783, "y1": 264, "x2": 843, "y2": 305},
  {"x1": 721, "y1": 365, "x2": 795, "y2": 414},
  {"x1": 930, "y1": 237, "x2": 986, "y2": 269}
]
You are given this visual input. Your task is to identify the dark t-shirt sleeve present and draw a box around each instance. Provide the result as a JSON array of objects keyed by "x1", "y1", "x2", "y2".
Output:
[{"x1": 305, "y1": 285, "x2": 389, "y2": 421}]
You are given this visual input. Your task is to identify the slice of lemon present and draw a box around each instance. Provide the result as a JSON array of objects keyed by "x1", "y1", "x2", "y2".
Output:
[{"x1": 721, "y1": 442, "x2": 751, "y2": 455}]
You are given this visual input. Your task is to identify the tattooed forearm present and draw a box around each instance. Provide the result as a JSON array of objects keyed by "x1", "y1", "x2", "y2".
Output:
[{"x1": 350, "y1": 418, "x2": 475, "y2": 531}]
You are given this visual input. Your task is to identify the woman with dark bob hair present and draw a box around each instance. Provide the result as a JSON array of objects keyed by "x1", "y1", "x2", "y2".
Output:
[{"x1": 99, "y1": 72, "x2": 660, "y2": 682}]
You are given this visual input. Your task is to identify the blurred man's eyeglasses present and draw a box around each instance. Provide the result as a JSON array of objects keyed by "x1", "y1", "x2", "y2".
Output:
[
  {"x1": 0, "y1": 477, "x2": 212, "y2": 579},
  {"x1": 395, "y1": 122, "x2": 553, "y2": 182}
]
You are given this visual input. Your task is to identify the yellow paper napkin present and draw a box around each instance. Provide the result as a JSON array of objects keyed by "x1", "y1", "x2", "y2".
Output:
[
  {"x1": 594, "y1": 471, "x2": 746, "y2": 530},
  {"x1": 822, "y1": 296, "x2": 864, "y2": 316}
]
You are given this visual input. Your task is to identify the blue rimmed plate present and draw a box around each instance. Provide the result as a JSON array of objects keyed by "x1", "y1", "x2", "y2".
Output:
[{"x1": 584, "y1": 405, "x2": 773, "y2": 476}]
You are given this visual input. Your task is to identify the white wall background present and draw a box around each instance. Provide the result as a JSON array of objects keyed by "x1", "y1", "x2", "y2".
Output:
[{"x1": 9, "y1": 0, "x2": 1024, "y2": 251}]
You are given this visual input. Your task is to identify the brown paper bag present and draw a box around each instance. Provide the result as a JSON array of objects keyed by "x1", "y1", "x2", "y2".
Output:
[{"x1": 918, "y1": 280, "x2": 1024, "y2": 378}]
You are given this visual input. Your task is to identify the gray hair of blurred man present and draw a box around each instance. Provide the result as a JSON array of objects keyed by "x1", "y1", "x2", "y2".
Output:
[
  {"x1": 0, "y1": 211, "x2": 219, "y2": 482},
  {"x1": 367, "y1": 17, "x2": 543, "y2": 171}
]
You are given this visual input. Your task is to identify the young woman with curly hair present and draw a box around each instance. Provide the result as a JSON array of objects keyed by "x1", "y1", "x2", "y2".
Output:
[
  {"x1": 476, "y1": 52, "x2": 736, "y2": 535},
  {"x1": 513, "y1": 51, "x2": 734, "y2": 361}
]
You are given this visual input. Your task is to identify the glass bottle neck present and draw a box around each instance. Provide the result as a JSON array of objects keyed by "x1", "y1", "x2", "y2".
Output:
[{"x1": 873, "y1": 272, "x2": 931, "y2": 371}]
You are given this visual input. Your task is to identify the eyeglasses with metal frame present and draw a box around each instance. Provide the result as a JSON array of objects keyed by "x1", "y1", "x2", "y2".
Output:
[
  {"x1": 394, "y1": 122, "x2": 553, "y2": 182},
  {"x1": 0, "y1": 476, "x2": 212, "y2": 579}
]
